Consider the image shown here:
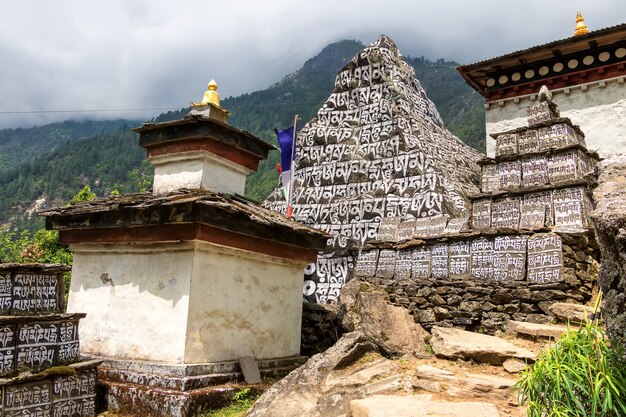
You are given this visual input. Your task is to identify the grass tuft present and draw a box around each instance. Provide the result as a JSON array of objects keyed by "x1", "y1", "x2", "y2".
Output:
[
  {"x1": 202, "y1": 389, "x2": 258, "y2": 417},
  {"x1": 516, "y1": 295, "x2": 626, "y2": 417}
]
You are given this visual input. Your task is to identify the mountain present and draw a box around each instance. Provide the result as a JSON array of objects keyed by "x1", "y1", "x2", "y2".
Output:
[
  {"x1": 0, "y1": 119, "x2": 138, "y2": 174},
  {"x1": 0, "y1": 39, "x2": 485, "y2": 232}
]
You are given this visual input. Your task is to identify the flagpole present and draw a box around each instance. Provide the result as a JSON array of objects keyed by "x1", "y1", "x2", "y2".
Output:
[{"x1": 287, "y1": 114, "x2": 299, "y2": 218}]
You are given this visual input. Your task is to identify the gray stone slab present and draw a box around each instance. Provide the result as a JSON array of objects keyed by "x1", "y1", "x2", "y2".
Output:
[{"x1": 239, "y1": 356, "x2": 261, "y2": 384}]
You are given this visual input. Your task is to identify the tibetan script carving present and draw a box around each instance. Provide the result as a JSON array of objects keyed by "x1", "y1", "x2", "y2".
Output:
[
  {"x1": 527, "y1": 233, "x2": 563, "y2": 283},
  {"x1": 354, "y1": 250, "x2": 379, "y2": 278},
  {"x1": 449, "y1": 241, "x2": 470, "y2": 278},
  {"x1": 491, "y1": 197, "x2": 521, "y2": 229},
  {"x1": 411, "y1": 247, "x2": 431, "y2": 278},
  {"x1": 395, "y1": 250, "x2": 412, "y2": 280},
  {"x1": 493, "y1": 235, "x2": 527, "y2": 281},
  {"x1": 431, "y1": 243, "x2": 449, "y2": 278},
  {"x1": 470, "y1": 238, "x2": 494, "y2": 280}
]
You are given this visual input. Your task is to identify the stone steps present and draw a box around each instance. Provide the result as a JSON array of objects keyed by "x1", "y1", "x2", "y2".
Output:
[
  {"x1": 507, "y1": 320, "x2": 572, "y2": 339},
  {"x1": 414, "y1": 363, "x2": 517, "y2": 401},
  {"x1": 350, "y1": 395, "x2": 501, "y2": 417},
  {"x1": 430, "y1": 326, "x2": 536, "y2": 365},
  {"x1": 98, "y1": 363, "x2": 302, "y2": 392}
]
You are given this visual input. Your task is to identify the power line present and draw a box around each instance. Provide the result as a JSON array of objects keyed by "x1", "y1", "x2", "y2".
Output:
[
  {"x1": 0, "y1": 108, "x2": 179, "y2": 115},
  {"x1": 0, "y1": 100, "x2": 326, "y2": 116}
]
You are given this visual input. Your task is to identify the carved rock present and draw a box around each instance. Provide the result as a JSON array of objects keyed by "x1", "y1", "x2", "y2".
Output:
[{"x1": 591, "y1": 154, "x2": 626, "y2": 350}]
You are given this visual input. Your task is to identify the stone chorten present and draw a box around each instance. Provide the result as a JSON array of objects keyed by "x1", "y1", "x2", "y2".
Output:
[
  {"x1": 264, "y1": 35, "x2": 482, "y2": 304},
  {"x1": 40, "y1": 83, "x2": 328, "y2": 416}
]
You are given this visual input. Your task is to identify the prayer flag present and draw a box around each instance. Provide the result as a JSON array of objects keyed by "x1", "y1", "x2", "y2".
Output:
[{"x1": 274, "y1": 126, "x2": 296, "y2": 205}]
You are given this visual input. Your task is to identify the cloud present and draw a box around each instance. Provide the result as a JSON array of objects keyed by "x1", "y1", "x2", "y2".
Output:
[{"x1": 0, "y1": 0, "x2": 623, "y2": 128}]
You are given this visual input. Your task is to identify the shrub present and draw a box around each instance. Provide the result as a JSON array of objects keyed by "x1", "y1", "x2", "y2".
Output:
[{"x1": 516, "y1": 306, "x2": 626, "y2": 416}]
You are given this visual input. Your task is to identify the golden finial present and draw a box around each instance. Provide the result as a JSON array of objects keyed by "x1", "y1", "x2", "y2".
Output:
[
  {"x1": 574, "y1": 10, "x2": 589, "y2": 36},
  {"x1": 191, "y1": 79, "x2": 221, "y2": 107}
]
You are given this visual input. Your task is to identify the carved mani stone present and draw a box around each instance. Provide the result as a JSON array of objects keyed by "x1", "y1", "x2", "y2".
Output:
[
  {"x1": 411, "y1": 247, "x2": 431, "y2": 279},
  {"x1": 395, "y1": 250, "x2": 412, "y2": 280},
  {"x1": 493, "y1": 235, "x2": 527, "y2": 281},
  {"x1": 553, "y1": 186, "x2": 591, "y2": 229},
  {"x1": 470, "y1": 238, "x2": 494, "y2": 280},
  {"x1": 354, "y1": 250, "x2": 379, "y2": 278},
  {"x1": 376, "y1": 250, "x2": 397, "y2": 278},
  {"x1": 431, "y1": 243, "x2": 449, "y2": 278},
  {"x1": 449, "y1": 240, "x2": 470, "y2": 278},
  {"x1": 491, "y1": 197, "x2": 521, "y2": 229},
  {"x1": 472, "y1": 199, "x2": 492, "y2": 230},
  {"x1": 527, "y1": 233, "x2": 563, "y2": 284}
]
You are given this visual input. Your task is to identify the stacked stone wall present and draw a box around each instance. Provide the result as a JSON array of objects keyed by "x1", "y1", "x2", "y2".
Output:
[
  {"x1": 350, "y1": 96, "x2": 601, "y2": 333},
  {"x1": 355, "y1": 232, "x2": 598, "y2": 333},
  {"x1": 0, "y1": 264, "x2": 98, "y2": 417}
]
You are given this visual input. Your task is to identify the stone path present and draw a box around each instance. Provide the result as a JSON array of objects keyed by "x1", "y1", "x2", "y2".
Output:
[{"x1": 350, "y1": 395, "x2": 501, "y2": 417}]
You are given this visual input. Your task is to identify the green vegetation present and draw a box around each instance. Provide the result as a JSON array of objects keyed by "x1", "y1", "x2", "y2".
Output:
[
  {"x1": 0, "y1": 227, "x2": 72, "y2": 268},
  {"x1": 516, "y1": 308, "x2": 626, "y2": 417},
  {"x1": 202, "y1": 388, "x2": 258, "y2": 417},
  {"x1": 0, "y1": 129, "x2": 152, "y2": 231},
  {"x1": 0, "y1": 119, "x2": 137, "y2": 174}
]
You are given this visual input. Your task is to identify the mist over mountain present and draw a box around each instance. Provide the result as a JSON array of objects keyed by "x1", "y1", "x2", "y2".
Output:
[{"x1": 0, "y1": 39, "x2": 485, "y2": 231}]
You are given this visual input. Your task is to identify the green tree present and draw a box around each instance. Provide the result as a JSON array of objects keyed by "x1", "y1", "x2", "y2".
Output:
[{"x1": 70, "y1": 184, "x2": 96, "y2": 203}]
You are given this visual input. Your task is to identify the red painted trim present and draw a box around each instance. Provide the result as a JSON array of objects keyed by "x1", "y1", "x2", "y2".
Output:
[
  {"x1": 147, "y1": 138, "x2": 260, "y2": 171},
  {"x1": 486, "y1": 63, "x2": 626, "y2": 102},
  {"x1": 59, "y1": 224, "x2": 318, "y2": 263}
]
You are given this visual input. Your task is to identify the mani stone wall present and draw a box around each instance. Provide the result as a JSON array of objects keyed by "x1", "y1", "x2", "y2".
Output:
[
  {"x1": 264, "y1": 35, "x2": 482, "y2": 303},
  {"x1": 351, "y1": 96, "x2": 600, "y2": 333},
  {"x1": 354, "y1": 231, "x2": 597, "y2": 333},
  {"x1": 0, "y1": 264, "x2": 98, "y2": 417},
  {"x1": 473, "y1": 99, "x2": 599, "y2": 234}
]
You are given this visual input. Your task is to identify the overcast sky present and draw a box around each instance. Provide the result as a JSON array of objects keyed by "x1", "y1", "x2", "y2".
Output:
[{"x1": 0, "y1": 0, "x2": 623, "y2": 129}]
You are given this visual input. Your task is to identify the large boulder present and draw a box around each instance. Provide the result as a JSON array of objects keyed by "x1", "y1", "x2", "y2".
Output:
[
  {"x1": 340, "y1": 279, "x2": 429, "y2": 357},
  {"x1": 591, "y1": 154, "x2": 626, "y2": 349},
  {"x1": 430, "y1": 326, "x2": 536, "y2": 365},
  {"x1": 245, "y1": 332, "x2": 403, "y2": 417}
]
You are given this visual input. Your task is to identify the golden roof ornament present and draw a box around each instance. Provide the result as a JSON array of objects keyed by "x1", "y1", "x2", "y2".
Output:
[
  {"x1": 574, "y1": 10, "x2": 589, "y2": 36},
  {"x1": 191, "y1": 79, "x2": 221, "y2": 107}
]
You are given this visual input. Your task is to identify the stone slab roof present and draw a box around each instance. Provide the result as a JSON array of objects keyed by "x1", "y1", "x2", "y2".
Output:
[
  {"x1": 39, "y1": 189, "x2": 329, "y2": 252},
  {"x1": 133, "y1": 115, "x2": 277, "y2": 160}
]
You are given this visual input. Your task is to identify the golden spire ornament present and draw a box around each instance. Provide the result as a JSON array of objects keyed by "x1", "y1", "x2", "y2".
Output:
[
  {"x1": 191, "y1": 79, "x2": 221, "y2": 107},
  {"x1": 574, "y1": 10, "x2": 589, "y2": 36}
]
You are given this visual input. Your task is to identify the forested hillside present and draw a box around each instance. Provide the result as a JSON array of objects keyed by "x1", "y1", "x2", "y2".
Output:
[
  {"x1": 0, "y1": 119, "x2": 137, "y2": 174},
  {"x1": 0, "y1": 39, "x2": 485, "y2": 232}
]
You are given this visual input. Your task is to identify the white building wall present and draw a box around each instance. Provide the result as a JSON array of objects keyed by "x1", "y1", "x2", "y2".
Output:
[
  {"x1": 184, "y1": 242, "x2": 306, "y2": 363},
  {"x1": 151, "y1": 151, "x2": 251, "y2": 195},
  {"x1": 485, "y1": 77, "x2": 626, "y2": 157},
  {"x1": 67, "y1": 242, "x2": 193, "y2": 363},
  {"x1": 67, "y1": 240, "x2": 307, "y2": 364}
]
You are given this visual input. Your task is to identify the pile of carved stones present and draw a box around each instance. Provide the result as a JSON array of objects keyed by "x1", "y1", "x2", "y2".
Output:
[
  {"x1": 0, "y1": 263, "x2": 98, "y2": 417},
  {"x1": 347, "y1": 92, "x2": 601, "y2": 333},
  {"x1": 264, "y1": 34, "x2": 482, "y2": 304}
]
